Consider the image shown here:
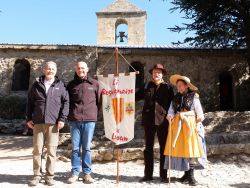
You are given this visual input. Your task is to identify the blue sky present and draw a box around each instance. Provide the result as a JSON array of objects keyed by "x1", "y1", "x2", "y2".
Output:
[{"x1": 0, "y1": 0, "x2": 193, "y2": 45}]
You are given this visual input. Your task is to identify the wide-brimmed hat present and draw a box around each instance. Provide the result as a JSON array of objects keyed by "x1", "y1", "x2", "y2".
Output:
[
  {"x1": 149, "y1": 64, "x2": 167, "y2": 75},
  {"x1": 170, "y1": 74, "x2": 198, "y2": 91}
]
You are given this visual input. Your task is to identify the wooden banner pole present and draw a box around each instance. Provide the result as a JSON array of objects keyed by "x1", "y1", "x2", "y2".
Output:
[
  {"x1": 168, "y1": 119, "x2": 172, "y2": 187},
  {"x1": 116, "y1": 145, "x2": 120, "y2": 184},
  {"x1": 115, "y1": 47, "x2": 120, "y2": 184},
  {"x1": 115, "y1": 48, "x2": 119, "y2": 76}
]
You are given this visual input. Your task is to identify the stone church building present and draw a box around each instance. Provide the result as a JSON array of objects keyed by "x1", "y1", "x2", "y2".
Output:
[{"x1": 0, "y1": 0, "x2": 249, "y2": 121}]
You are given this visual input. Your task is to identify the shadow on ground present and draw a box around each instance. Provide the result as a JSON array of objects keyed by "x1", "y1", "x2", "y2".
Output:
[
  {"x1": 0, "y1": 172, "x2": 144, "y2": 185},
  {"x1": 0, "y1": 135, "x2": 32, "y2": 150},
  {"x1": 0, "y1": 174, "x2": 33, "y2": 185},
  {"x1": 230, "y1": 183, "x2": 250, "y2": 188}
]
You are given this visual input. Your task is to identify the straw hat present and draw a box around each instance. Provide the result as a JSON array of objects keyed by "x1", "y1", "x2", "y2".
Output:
[
  {"x1": 170, "y1": 74, "x2": 198, "y2": 91},
  {"x1": 149, "y1": 64, "x2": 167, "y2": 75}
]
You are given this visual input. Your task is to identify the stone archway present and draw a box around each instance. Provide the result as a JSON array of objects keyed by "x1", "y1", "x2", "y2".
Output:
[{"x1": 115, "y1": 18, "x2": 128, "y2": 44}]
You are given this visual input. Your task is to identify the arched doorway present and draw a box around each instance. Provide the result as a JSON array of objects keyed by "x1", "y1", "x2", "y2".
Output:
[
  {"x1": 12, "y1": 59, "x2": 30, "y2": 91},
  {"x1": 219, "y1": 72, "x2": 234, "y2": 110},
  {"x1": 129, "y1": 61, "x2": 144, "y2": 89}
]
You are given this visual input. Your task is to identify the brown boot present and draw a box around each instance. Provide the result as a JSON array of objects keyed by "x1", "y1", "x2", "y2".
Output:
[
  {"x1": 44, "y1": 176, "x2": 55, "y2": 186},
  {"x1": 83, "y1": 174, "x2": 94, "y2": 184},
  {"x1": 67, "y1": 175, "x2": 79, "y2": 184},
  {"x1": 28, "y1": 176, "x2": 41, "y2": 187}
]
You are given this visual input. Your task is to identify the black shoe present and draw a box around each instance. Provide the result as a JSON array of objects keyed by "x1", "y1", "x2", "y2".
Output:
[
  {"x1": 139, "y1": 176, "x2": 153, "y2": 182},
  {"x1": 178, "y1": 172, "x2": 189, "y2": 183},
  {"x1": 161, "y1": 176, "x2": 178, "y2": 183},
  {"x1": 160, "y1": 176, "x2": 168, "y2": 182},
  {"x1": 188, "y1": 169, "x2": 198, "y2": 186},
  {"x1": 188, "y1": 178, "x2": 198, "y2": 186}
]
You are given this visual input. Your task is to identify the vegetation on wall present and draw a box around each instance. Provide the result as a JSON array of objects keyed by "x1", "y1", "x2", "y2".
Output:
[{"x1": 0, "y1": 96, "x2": 26, "y2": 119}]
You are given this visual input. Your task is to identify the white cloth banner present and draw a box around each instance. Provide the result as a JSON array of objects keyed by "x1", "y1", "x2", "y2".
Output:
[{"x1": 97, "y1": 72, "x2": 136, "y2": 145}]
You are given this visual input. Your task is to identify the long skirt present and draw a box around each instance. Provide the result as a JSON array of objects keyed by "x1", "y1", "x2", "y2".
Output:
[{"x1": 164, "y1": 113, "x2": 207, "y2": 171}]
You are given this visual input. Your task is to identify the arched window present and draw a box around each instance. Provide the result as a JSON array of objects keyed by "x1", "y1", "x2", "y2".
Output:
[
  {"x1": 129, "y1": 61, "x2": 144, "y2": 89},
  {"x1": 12, "y1": 59, "x2": 30, "y2": 91},
  {"x1": 219, "y1": 72, "x2": 234, "y2": 110},
  {"x1": 115, "y1": 19, "x2": 128, "y2": 45}
]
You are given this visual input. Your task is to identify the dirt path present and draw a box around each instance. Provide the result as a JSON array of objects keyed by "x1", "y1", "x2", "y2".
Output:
[{"x1": 0, "y1": 135, "x2": 250, "y2": 188}]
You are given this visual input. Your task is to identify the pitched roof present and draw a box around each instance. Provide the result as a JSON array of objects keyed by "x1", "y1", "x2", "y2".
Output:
[
  {"x1": 0, "y1": 43, "x2": 245, "y2": 51},
  {"x1": 98, "y1": 0, "x2": 145, "y2": 13}
]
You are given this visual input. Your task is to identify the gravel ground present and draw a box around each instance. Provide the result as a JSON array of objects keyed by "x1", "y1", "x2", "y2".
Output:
[{"x1": 0, "y1": 136, "x2": 250, "y2": 188}]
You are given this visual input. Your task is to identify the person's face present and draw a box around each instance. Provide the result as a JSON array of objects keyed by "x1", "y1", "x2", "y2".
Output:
[
  {"x1": 152, "y1": 69, "x2": 163, "y2": 82},
  {"x1": 43, "y1": 63, "x2": 57, "y2": 80},
  {"x1": 75, "y1": 62, "x2": 88, "y2": 78},
  {"x1": 176, "y1": 80, "x2": 189, "y2": 94}
]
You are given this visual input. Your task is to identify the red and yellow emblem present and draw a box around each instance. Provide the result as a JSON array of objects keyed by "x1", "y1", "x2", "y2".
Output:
[
  {"x1": 112, "y1": 97, "x2": 124, "y2": 126},
  {"x1": 125, "y1": 102, "x2": 134, "y2": 115}
]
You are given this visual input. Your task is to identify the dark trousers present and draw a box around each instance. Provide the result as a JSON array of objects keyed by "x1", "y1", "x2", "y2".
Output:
[{"x1": 143, "y1": 122, "x2": 168, "y2": 178}]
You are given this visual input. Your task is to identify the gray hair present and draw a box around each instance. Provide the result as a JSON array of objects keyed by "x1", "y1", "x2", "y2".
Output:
[
  {"x1": 43, "y1": 61, "x2": 57, "y2": 69},
  {"x1": 76, "y1": 61, "x2": 88, "y2": 68}
]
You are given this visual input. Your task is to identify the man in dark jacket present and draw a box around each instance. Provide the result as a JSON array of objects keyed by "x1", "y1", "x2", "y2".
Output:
[
  {"x1": 67, "y1": 61, "x2": 100, "y2": 184},
  {"x1": 139, "y1": 64, "x2": 174, "y2": 182},
  {"x1": 26, "y1": 61, "x2": 69, "y2": 186}
]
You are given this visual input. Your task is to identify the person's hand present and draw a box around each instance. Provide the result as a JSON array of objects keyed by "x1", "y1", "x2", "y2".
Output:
[
  {"x1": 26, "y1": 120, "x2": 34, "y2": 129},
  {"x1": 57, "y1": 121, "x2": 65, "y2": 130},
  {"x1": 166, "y1": 115, "x2": 173, "y2": 124}
]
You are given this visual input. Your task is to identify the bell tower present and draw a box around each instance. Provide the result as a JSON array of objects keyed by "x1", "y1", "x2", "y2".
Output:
[{"x1": 96, "y1": 0, "x2": 147, "y2": 45}]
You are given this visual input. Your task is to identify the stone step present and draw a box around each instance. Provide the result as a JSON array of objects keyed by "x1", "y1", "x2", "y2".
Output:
[
  {"x1": 95, "y1": 122, "x2": 250, "y2": 137},
  {"x1": 61, "y1": 143, "x2": 250, "y2": 162},
  {"x1": 60, "y1": 130, "x2": 250, "y2": 149},
  {"x1": 205, "y1": 111, "x2": 250, "y2": 119},
  {"x1": 205, "y1": 123, "x2": 250, "y2": 133},
  {"x1": 204, "y1": 117, "x2": 250, "y2": 127},
  {"x1": 206, "y1": 131, "x2": 250, "y2": 144}
]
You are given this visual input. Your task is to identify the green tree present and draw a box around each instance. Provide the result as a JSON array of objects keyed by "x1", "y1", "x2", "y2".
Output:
[{"x1": 166, "y1": 0, "x2": 250, "y2": 67}]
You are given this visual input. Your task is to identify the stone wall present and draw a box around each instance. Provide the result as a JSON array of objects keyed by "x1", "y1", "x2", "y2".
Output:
[
  {"x1": 0, "y1": 45, "x2": 97, "y2": 96},
  {"x1": 97, "y1": 48, "x2": 250, "y2": 112},
  {"x1": 58, "y1": 111, "x2": 250, "y2": 162},
  {"x1": 0, "y1": 45, "x2": 249, "y2": 114},
  {"x1": 2, "y1": 110, "x2": 249, "y2": 162}
]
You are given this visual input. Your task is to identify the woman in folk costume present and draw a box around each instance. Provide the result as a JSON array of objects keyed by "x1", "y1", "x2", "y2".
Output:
[{"x1": 164, "y1": 74, "x2": 207, "y2": 186}]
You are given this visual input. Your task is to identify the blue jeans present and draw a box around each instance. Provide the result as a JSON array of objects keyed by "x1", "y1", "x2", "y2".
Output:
[{"x1": 69, "y1": 121, "x2": 95, "y2": 176}]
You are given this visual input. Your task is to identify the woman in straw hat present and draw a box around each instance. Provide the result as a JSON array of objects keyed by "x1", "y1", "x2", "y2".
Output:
[{"x1": 164, "y1": 74, "x2": 207, "y2": 186}]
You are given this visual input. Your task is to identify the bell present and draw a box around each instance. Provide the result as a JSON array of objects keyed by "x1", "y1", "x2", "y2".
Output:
[
  {"x1": 117, "y1": 31, "x2": 127, "y2": 43},
  {"x1": 120, "y1": 36, "x2": 124, "y2": 43}
]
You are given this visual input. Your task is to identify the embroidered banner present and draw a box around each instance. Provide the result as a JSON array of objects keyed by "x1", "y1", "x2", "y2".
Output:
[{"x1": 98, "y1": 72, "x2": 136, "y2": 145}]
